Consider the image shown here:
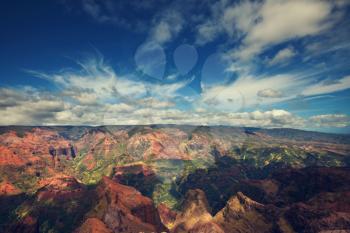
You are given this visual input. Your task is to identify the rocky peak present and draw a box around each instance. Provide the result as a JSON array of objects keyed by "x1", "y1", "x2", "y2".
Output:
[
  {"x1": 214, "y1": 192, "x2": 273, "y2": 233},
  {"x1": 157, "y1": 203, "x2": 178, "y2": 228},
  {"x1": 171, "y1": 189, "x2": 219, "y2": 233},
  {"x1": 113, "y1": 162, "x2": 155, "y2": 179},
  {"x1": 90, "y1": 177, "x2": 167, "y2": 233},
  {"x1": 74, "y1": 218, "x2": 112, "y2": 233},
  {"x1": 36, "y1": 175, "x2": 85, "y2": 202},
  {"x1": 181, "y1": 189, "x2": 212, "y2": 218}
]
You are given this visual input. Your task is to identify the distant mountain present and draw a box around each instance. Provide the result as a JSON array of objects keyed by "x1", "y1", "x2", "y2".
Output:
[{"x1": 253, "y1": 127, "x2": 350, "y2": 144}]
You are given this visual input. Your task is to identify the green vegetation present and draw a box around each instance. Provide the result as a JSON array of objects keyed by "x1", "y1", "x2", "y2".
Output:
[
  {"x1": 70, "y1": 141, "x2": 128, "y2": 184},
  {"x1": 72, "y1": 153, "x2": 116, "y2": 184},
  {"x1": 152, "y1": 182, "x2": 180, "y2": 208},
  {"x1": 143, "y1": 159, "x2": 212, "y2": 209}
]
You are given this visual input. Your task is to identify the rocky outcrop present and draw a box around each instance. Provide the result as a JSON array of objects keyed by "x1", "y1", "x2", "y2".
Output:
[
  {"x1": 2, "y1": 175, "x2": 91, "y2": 233},
  {"x1": 170, "y1": 189, "x2": 293, "y2": 233},
  {"x1": 177, "y1": 157, "x2": 247, "y2": 213},
  {"x1": 111, "y1": 162, "x2": 160, "y2": 197},
  {"x1": 172, "y1": 189, "x2": 224, "y2": 233},
  {"x1": 7, "y1": 216, "x2": 38, "y2": 233},
  {"x1": 36, "y1": 175, "x2": 86, "y2": 201},
  {"x1": 0, "y1": 128, "x2": 77, "y2": 192},
  {"x1": 285, "y1": 191, "x2": 350, "y2": 233},
  {"x1": 88, "y1": 177, "x2": 167, "y2": 233},
  {"x1": 270, "y1": 167, "x2": 350, "y2": 205},
  {"x1": 187, "y1": 220, "x2": 225, "y2": 233},
  {"x1": 74, "y1": 129, "x2": 121, "y2": 157},
  {"x1": 113, "y1": 163, "x2": 155, "y2": 180},
  {"x1": 0, "y1": 145, "x2": 25, "y2": 166},
  {"x1": 4, "y1": 175, "x2": 167, "y2": 233},
  {"x1": 127, "y1": 129, "x2": 189, "y2": 160},
  {"x1": 214, "y1": 192, "x2": 274, "y2": 233},
  {"x1": 48, "y1": 144, "x2": 77, "y2": 159},
  {"x1": 0, "y1": 180, "x2": 21, "y2": 196},
  {"x1": 157, "y1": 203, "x2": 178, "y2": 228},
  {"x1": 74, "y1": 218, "x2": 112, "y2": 233}
]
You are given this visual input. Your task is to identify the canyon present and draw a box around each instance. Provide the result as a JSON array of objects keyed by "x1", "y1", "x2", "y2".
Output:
[{"x1": 0, "y1": 125, "x2": 350, "y2": 233}]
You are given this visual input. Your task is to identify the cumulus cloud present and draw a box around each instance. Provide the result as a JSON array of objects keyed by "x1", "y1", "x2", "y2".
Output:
[
  {"x1": 309, "y1": 114, "x2": 350, "y2": 128},
  {"x1": 1, "y1": 85, "x2": 348, "y2": 130},
  {"x1": 0, "y1": 88, "x2": 27, "y2": 107},
  {"x1": 91, "y1": 108, "x2": 308, "y2": 128},
  {"x1": 0, "y1": 97, "x2": 66, "y2": 125},
  {"x1": 100, "y1": 109, "x2": 307, "y2": 129}
]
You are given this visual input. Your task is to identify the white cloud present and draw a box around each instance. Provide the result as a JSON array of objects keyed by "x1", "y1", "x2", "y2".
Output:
[
  {"x1": 196, "y1": 0, "x2": 338, "y2": 60},
  {"x1": 152, "y1": 21, "x2": 172, "y2": 44},
  {"x1": 1, "y1": 86, "x2": 348, "y2": 130},
  {"x1": 195, "y1": 0, "x2": 259, "y2": 45},
  {"x1": 196, "y1": 21, "x2": 219, "y2": 45},
  {"x1": 0, "y1": 98, "x2": 66, "y2": 125},
  {"x1": 236, "y1": 0, "x2": 334, "y2": 60},
  {"x1": 30, "y1": 56, "x2": 191, "y2": 105},
  {"x1": 137, "y1": 97, "x2": 175, "y2": 109},
  {"x1": 100, "y1": 108, "x2": 307, "y2": 128},
  {"x1": 257, "y1": 88, "x2": 283, "y2": 98},
  {"x1": 309, "y1": 114, "x2": 350, "y2": 128},
  {"x1": 30, "y1": 57, "x2": 147, "y2": 102},
  {"x1": 150, "y1": 10, "x2": 183, "y2": 44},
  {"x1": 0, "y1": 88, "x2": 27, "y2": 107},
  {"x1": 222, "y1": 1, "x2": 259, "y2": 35},
  {"x1": 0, "y1": 55, "x2": 198, "y2": 125},
  {"x1": 200, "y1": 74, "x2": 309, "y2": 111},
  {"x1": 4, "y1": 54, "x2": 347, "y2": 130},
  {"x1": 302, "y1": 76, "x2": 350, "y2": 96},
  {"x1": 267, "y1": 47, "x2": 297, "y2": 66},
  {"x1": 200, "y1": 72, "x2": 350, "y2": 112}
]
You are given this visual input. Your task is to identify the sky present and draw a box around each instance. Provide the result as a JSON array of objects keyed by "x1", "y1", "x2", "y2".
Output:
[{"x1": 1, "y1": 0, "x2": 350, "y2": 133}]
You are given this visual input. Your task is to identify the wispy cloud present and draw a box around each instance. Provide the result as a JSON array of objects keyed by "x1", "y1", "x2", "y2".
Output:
[
  {"x1": 266, "y1": 46, "x2": 297, "y2": 66},
  {"x1": 199, "y1": 71, "x2": 350, "y2": 113},
  {"x1": 200, "y1": 74, "x2": 307, "y2": 111},
  {"x1": 232, "y1": 0, "x2": 338, "y2": 60},
  {"x1": 150, "y1": 10, "x2": 184, "y2": 44},
  {"x1": 302, "y1": 76, "x2": 350, "y2": 96}
]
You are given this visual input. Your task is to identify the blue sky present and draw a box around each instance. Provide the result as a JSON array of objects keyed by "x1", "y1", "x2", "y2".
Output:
[{"x1": 0, "y1": 0, "x2": 350, "y2": 133}]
